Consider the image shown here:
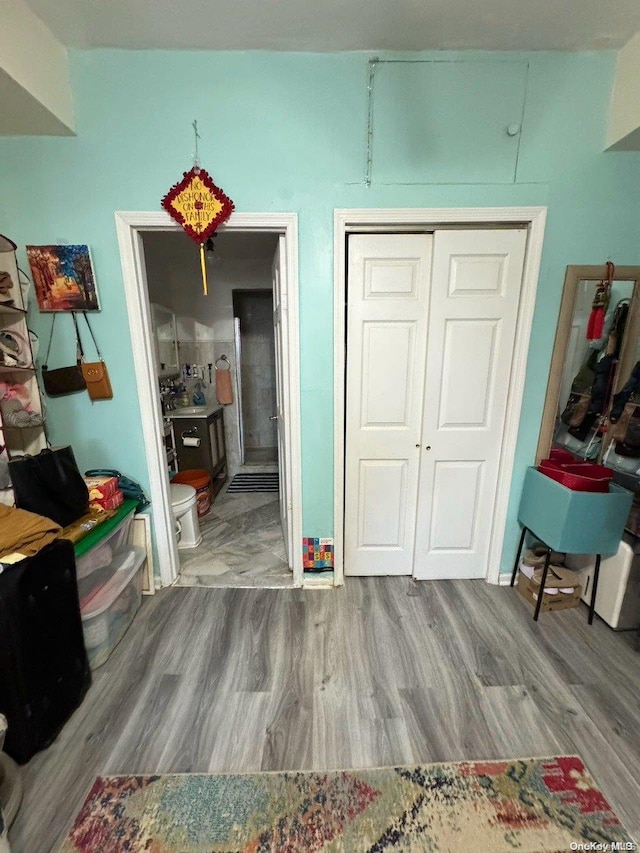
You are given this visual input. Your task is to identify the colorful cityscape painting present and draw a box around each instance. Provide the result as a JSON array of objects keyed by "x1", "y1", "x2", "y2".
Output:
[{"x1": 26, "y1": 244, "x2": 100, "y2": 312}]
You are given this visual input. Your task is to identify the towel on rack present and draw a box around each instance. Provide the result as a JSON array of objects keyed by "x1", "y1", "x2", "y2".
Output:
[{"x1": 216, "y1": 367, "x2": 233, "y2": 405}]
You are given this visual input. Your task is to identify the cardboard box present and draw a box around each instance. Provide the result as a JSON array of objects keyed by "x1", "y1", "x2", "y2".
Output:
[
  {"x1": 84, "y1": 475, "x2": 119, "y2": 500},
  {"x1": 519, "y1": 559, "x2": 580, "y2": 589},
  {"x1": 517, "y1": 571, "x2": 582, "y2": 613},
  {"x1": 90, "y1": 490, "x2": 124, "y2": 511}
]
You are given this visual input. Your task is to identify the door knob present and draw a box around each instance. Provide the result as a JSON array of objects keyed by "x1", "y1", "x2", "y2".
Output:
[
  {"x1": 270, "y1": 415, "x2": 278, "y2": 421},
  {"x1": 425, "y1": 446, "x2": 431, "y2": 451}
]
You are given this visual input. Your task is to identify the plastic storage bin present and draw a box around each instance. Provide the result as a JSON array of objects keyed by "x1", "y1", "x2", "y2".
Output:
[
  {"x1": 75, "y1": 511, "x2": 135, "y2": 601},
  {"x1": 80, "y1": 547, "x2": 145, "y2": 669},
  {"x1": 548, "y1": 448, "x2": 577, "y2": 464},
  {"x1": 518, "y1": 467, "x2": 633, "y2": 555},
  {"x1": 538, "y1": 460, "x2": 613, "y2": 492}
]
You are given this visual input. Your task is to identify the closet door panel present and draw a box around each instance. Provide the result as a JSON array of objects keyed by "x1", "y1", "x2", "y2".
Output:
[
  {"x1": 358, "y1": 459, "x2": 408, "y2": 548},
  {"x1": 429, "y1": 460, "x2": 484, "y2": 551},
  {"x1": 413, "y1": 228, "x2": 527, "y2": 580},
  {"x1": 438, "y1": 318, "x2": 500, "y2": 429},
  {"x1": 360, "y1": 321, "x2": 415, "y2": 427},
  {"x1": 345, "y1": 234, "x2": 433, "y2": 576}
]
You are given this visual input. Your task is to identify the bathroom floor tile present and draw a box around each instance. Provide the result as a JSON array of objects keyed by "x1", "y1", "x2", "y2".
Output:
[
  {"x1": 237, "y1": 462, "x2": 279, "y2": 475},
  {"x1": 177, "y1": 488, "x2": 293, "y2": 589},
  {"x1": 244, "y1": 446, "x2": 277, "y2": 464}
]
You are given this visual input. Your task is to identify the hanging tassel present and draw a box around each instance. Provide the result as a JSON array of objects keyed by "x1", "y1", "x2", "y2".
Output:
[
  {"x1": 586, "y1": 305, "x2": 605, "y2": 340},
  {"x1": 199, "y1": 243, "x2": 208, "y2": 296}
]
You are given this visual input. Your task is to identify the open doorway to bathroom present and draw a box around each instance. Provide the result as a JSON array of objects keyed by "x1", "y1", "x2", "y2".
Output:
[{"x1": 115, "y1": 214, "x2": 302, "y2": 589}]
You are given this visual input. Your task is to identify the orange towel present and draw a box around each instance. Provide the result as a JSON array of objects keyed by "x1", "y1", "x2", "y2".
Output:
[{"x1": 216, "y1": 368, "x2": 233, "y2": 405}]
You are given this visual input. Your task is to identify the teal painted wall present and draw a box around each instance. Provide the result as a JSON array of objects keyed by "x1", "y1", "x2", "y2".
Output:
[{"x1": 1, "y1": 50, "x2": 639, "y2": 574}]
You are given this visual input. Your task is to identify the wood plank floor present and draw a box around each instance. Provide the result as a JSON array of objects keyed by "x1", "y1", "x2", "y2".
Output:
[{"x1": 9, "y1": 578, "x2": 640, "y2": 851}]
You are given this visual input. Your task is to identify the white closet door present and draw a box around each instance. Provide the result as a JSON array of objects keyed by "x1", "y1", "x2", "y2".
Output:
[
  {"x1": 413, "y1": 228, "x2": 527, "y2": 580},
  {"x1": 345, "y1": 234, "x2": 433, "y2": 576}
]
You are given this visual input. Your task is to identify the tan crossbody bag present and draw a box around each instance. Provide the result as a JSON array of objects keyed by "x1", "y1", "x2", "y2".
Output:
[{"x1": 78, "y1": 312, "x2": 113, "y2": 400}]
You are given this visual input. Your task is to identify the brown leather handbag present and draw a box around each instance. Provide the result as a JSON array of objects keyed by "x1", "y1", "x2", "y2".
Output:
[
  {"x1": 79, "y1": 312, "x2": 113, "y2": 400},
  {"x1": 610, "y1": 391, "x2": 640, "y2": 442},
  {"x1": 41, "y1": 313, "x2": 87, "y2": 397}
]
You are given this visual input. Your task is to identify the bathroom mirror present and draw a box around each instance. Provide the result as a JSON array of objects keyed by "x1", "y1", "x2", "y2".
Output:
[
  {"x1": 150, "y1": 302, "x2": 179, "y2": 378},
  {"x1": 537, "y1": 265, "x2": 640, "y2": 467}
]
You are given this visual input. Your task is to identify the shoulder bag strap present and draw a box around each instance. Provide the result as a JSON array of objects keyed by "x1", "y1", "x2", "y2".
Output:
[
  {"x1": 82, "y1": 312, "x2": 102, "y2": 360},
  {"x1": 44, "y1": 313, "x2": 56, "y2": 367},
  {"x1": 72, "y1": 312, "x2": 84, "y2": 361}
]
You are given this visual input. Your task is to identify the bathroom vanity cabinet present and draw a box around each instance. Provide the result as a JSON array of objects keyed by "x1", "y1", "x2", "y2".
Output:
[
  {"x1": 171, "y1": 406, "x2": 227, "y2": 499},
  {"x1": 163, "y1": 418, "x2": 177, "y2": 475}
]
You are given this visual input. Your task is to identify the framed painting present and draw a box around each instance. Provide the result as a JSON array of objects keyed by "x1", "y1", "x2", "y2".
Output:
[{"x1": 26, "y1": 244, "x2": 100, "y2": 312}]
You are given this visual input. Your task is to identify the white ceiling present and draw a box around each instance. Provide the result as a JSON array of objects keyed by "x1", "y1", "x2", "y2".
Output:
[
  {"x1": 24, "y1": 0, "x2": 640, "y2": 51},
  {"x1": 0, "y1": 68, "x2": 73, "y2": 135}
]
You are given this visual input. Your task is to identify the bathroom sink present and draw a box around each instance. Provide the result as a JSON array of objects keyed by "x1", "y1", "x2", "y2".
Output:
[
  {"x1": 174, "y1": 406, "x2": 207, "y2": 415},
  {"x1": 170, "y1": 404, "x2": 220, "y2": 418}
]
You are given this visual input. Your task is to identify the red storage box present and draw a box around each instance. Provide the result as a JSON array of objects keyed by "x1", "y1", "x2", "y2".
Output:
[
  {"x1": 548, "y1": 448, "x2": 577, "y2": 464},
  {"x1": 90, "y1": 490, "x2": 124, "y2": 511},
  {"x1": 84, "y1": 475, "x2": 119, "y2": 500},
  {"x1": 538, "y1": 460, "x2": 613, "y2": 493}
]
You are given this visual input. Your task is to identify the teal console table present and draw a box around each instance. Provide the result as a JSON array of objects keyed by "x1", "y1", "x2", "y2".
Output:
[{"x1": 510, "y1": 468, "x2": 633, "y2": 622}]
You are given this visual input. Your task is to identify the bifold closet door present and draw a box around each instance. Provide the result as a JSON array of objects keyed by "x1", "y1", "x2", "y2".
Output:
[
  {"x1": 344, "y1": 234, "x2": 433, "y2": 576},
  {"x1": 412, "y1": 228, "x2": 527, "y2": 580}
]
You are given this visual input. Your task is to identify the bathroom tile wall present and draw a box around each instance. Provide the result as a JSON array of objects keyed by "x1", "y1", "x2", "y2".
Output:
[{"x1": 234, "y1": 291, "x2": 277, "y2": 454}]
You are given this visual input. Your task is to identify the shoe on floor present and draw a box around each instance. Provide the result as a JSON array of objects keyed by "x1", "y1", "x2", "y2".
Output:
[
  {"x1": 523, "y1": 546, "x2": 566, "y2": 567},
  {"x1": 520, "y1": 561, "x2": 580, "y2": 589}
]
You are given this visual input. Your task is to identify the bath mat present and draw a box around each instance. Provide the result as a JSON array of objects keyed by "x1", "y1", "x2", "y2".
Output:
[
  {"x1": 59, "y1": 756, "x2": 633, "y2": 852},
  {"x1": 226, "y1": 472, "x2": 279, "y2": 493}
]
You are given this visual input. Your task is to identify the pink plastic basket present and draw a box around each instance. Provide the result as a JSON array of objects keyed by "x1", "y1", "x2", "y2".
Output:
[
  {"x1": 538, "y1": 459, "x2": 613, "y2": 493},
  {"x1": 548, "y1": 448, "x2": 577, "y2": 464}
]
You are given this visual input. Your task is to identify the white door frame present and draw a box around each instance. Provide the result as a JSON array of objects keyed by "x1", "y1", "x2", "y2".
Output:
[
  {"x1": 333, "y1": 207, "x2": 547, "y2": 587},
  {"x1": 115, "y1": 210, "x2": 303, "y2": 588}
]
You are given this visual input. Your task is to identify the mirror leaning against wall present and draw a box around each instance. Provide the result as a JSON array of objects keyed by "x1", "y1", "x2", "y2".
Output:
[{"x1": 537, "y1": 264, "x2": 640, "y2": 534}]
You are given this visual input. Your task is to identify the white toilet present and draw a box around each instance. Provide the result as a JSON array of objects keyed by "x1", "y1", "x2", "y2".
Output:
[{"x1": 170, "y1": 483, "x2": 202, "y2": 549}]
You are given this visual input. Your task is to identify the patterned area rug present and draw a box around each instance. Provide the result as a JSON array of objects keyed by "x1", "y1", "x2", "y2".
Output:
[
  {"x1": 60, "y1": 757, "x2": 633, "y2": 852},
  {"x1": 226, "y1": 472, "x2": 279, "y2": 493}
]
